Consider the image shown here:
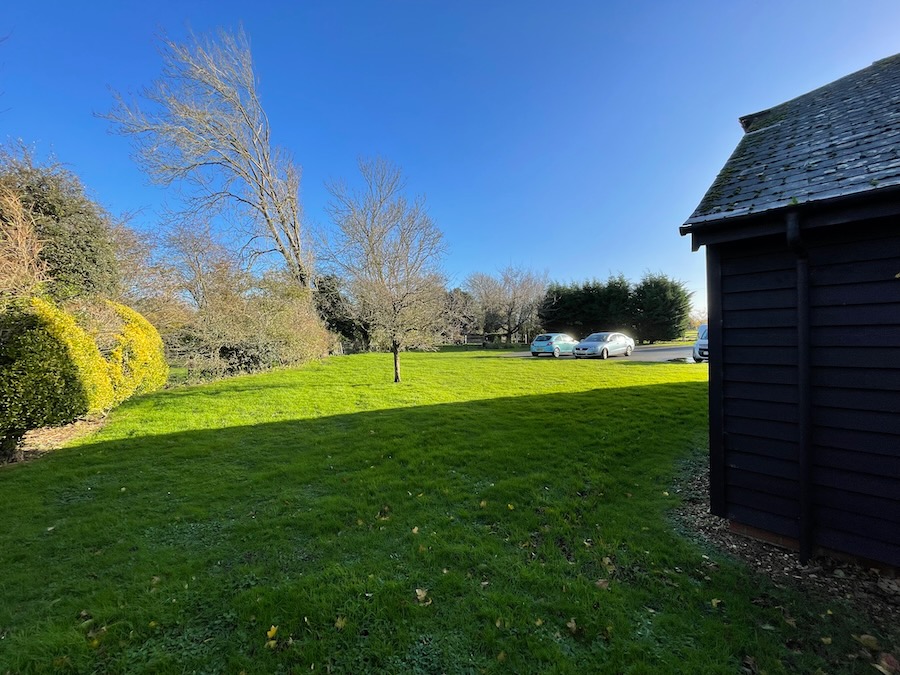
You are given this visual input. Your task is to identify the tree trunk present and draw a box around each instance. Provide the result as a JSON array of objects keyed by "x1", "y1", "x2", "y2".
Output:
[
  {"x1": 0, "y1": 430, "x2": 25, "y2": 464},
  {"x1": 392, "y1": 342, "x2": 401, "y2": 383}
]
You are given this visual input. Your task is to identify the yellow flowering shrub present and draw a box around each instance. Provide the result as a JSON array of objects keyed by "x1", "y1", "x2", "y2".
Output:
[
  {"x1": 104, "y1": 301, "x2": 168, "y2": 405},
  {"x1": 0, "y1": 297, "x2": 113, "y2": 460},
  {"x1": 30, "y1": 297, "x2": 114, "y2": 413}
]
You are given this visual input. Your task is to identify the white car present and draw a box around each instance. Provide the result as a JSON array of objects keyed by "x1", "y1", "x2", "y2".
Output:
[
  {"x1": 693, "y1": 324, "x2": 709, "y2": 363},
  {"x1": 573, "y1": 332, "x2": 634, "y2": 359}
]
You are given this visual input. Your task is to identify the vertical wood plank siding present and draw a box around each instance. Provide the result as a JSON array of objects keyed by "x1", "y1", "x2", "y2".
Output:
[
  {"x1": 719, "y1": 237, "x2": 800, "y2": 538},
  {"x1": 715, "y1": 221, "x2": 900, "y2": 565},
  {"x1": 807, "y1": 224, "x2": 900, "y2": 565}
]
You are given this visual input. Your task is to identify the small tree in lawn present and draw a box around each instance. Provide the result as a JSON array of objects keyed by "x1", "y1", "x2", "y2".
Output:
[{"x1": 324, "y1": 158, "x2": 446, "y2": 382}]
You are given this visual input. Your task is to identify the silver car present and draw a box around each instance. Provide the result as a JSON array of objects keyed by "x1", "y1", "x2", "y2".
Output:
[
  {"x1": 573, "y1": 332, "x2": 635, "y2": 359},
  {"x1": 693, "y1": 324, "x2": 708, "y2": 363}
]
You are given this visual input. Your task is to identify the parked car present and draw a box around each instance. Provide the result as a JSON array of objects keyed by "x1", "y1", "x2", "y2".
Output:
[
  {"x1": 693, "y1": 324, "x2": 709, "y2": 363},
  {"x1": 573, "y1": 332, "x2": 634, "y2": 359},
  {"x1": 530, "y1": 333, "x2": 577, "y2": 357}
]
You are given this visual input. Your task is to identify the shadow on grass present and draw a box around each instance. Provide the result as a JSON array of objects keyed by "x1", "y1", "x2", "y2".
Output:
[{"x1": 0, "y1": 381, "x2": 714, "y2": 673}]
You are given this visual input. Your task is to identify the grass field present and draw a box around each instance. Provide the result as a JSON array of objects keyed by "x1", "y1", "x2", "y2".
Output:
[{"x1": 0, "y1": 351, "x2": 892, "y2": 673}]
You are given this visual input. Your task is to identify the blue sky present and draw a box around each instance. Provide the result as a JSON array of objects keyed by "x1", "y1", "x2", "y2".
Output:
[{"x1": 4, "y1": 1, "x2": 900, "y2": 311}]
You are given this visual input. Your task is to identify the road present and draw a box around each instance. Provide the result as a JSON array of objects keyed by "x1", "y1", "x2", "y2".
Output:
[{"x1": 502, "y1": 345, "x2": 696, "y2": 362}]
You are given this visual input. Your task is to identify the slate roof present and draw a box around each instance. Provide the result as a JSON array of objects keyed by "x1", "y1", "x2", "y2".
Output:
[{"x1": 683, "y1": 54, "x2": 900, "y2": 227}]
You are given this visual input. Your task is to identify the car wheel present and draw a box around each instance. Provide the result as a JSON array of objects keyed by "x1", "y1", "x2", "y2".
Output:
[
  {"x1": 600, "y1": 349, "x2": 608, "y2": 360},
  {"x1": 693, "y1": 357, "x2": 704, "y2": 363},
  {"x1": 532, "y1": 352, "x2": 539, "y2": 357},
  {"x1": 624, "y1": 345, "x2": 633, "y2": 356},
  {"x1": 574, "y1": 355, "x2": 582, "y2": 359},
  {"x1": 552, "y1": 347, "x2": 560, "y2": 358}
]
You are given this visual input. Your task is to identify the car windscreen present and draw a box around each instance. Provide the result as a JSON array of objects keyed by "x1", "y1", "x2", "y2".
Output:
[
  {"x1": 584, "y1": 333, "x2": 609, "y2": 342},
  {"x1": 698, "y1": 326, "x2": 708, "y2": 340}
]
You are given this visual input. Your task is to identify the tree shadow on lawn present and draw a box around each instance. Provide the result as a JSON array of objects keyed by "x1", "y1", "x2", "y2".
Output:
[{"x1": 4, "y1": 380, "x2": 807, "y2": 674}]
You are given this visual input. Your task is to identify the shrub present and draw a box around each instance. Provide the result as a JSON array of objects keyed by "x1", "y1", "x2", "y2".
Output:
[
  {"x1": 0, "y1": 297, "x2": 113, "y2": 461},
  {"x1": 0, "y1": 148, "x2": 120, "y2": 301},
  {"x1": 105, "y1": 301, "x2": 168, "y2": 404},
  {"x1": 30, "y1": 297, "x2": 114, "y2": 412},
  {"x1": 170, "y1": 274, "x2": 334, "y2": 381}
]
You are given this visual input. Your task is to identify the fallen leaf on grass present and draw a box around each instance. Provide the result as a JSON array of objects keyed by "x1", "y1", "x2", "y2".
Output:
[
  {"x1": 595, "y1": 579, "x2": 609, "y2": 590},
  {"x1": 334, "y1": 616, "x2": 347, "y2": 630},
  {"x1": 853, "y1": 634, "x2": 881, "y2": 650},
  {"x1": 535, "y1": 618, "x2": 543, "y2": 626},
  {"x1": 415, "y1": 588, "x2": 432, "y2": 605},
  {"x1": 412, "y1": 526, "x2": 419, "y2": 535},
  {"x1": 711, "y1": 598, "x2": 722, "y2": 609},
  {"x1": 265, "y1": 639, "x2": 277, "y2": 649},
  {"x1": 874, "y1": 652, "x2": 899, "y2": 674},
  {"x1": 266, "y1": 625, "x2": 278, "y2": 639},
  {"x1": 821, "y1": 636, "x2": 832, "y2": 645},
  {"x1": 566, "y1": 618, "x2": 578, "y2": 634}
]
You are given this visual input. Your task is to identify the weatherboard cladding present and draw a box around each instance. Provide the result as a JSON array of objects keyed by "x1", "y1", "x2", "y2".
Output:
[
  {"x1": 714, "y1": 223, "x2": 900, "y2": 566},
  {"x1": 717, "y1": 239, "x2": 800, "y2": 540},
  {"x1": 685, "y1": 54, "x2": 900, "y2": 226}
]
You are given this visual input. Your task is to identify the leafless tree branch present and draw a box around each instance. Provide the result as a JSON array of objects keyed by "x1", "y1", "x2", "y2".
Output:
[{"x1": 104, "y1": 27, "x2": 311, "y2": 286}]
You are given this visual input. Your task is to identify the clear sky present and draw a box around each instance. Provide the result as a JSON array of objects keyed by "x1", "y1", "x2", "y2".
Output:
[{"x1": 3, "y1": 1, "x2": 900, "y2": 311}]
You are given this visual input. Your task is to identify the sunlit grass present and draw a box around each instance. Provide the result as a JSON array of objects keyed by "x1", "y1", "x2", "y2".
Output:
[{"x1": 0, "y1": 351, "x2": 890, "y2": 673}]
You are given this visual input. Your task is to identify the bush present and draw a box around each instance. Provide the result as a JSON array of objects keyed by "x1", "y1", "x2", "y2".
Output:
[
  {"x1": 0, "y1": 297, "x2": 113, "y2": 461},
  {"x1": 0, "y1": 149, "x2": 120, "y2": 301},
  {"x1": 170, "y1": 275, "x2": 334, "y2": 381},
  {"x1": 105, "y1": 301, "x2": 168, "y2": 404}
]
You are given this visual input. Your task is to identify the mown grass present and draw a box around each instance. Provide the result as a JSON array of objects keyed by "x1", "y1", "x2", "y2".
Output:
[{"x1": 0, "y1": 352, "x2": 892, "y2": 673}]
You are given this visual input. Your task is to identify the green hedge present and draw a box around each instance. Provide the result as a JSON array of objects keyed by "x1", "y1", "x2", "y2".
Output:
[
  {"x1": 0, "y1": 297, "x2": 167, "y2": 462},
  {"x1": 105, "y1": 301, "x2": 168, "y2": 405},
  {"x1": 0, "y1": 297, "x2": 112, "y2": 459}
]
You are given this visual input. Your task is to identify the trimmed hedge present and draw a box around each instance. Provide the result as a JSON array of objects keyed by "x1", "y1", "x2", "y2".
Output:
[
  {"x1": 0, "y1": 297, "x2": 113, "y2": 459},
  {"x1": 105, "y1": 301, "x2": 168, "y2": 405},
  {"x1": 0, "y1": 297, "x2": 167, "y2": 461}
]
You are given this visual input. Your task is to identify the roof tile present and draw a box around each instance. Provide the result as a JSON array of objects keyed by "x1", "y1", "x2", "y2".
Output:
[{"x1": 685, "y1": 54, "x2": 900, "y2": 226}]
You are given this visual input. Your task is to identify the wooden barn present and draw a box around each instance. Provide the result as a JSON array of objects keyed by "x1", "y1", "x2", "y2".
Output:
[{"x1": 680, "y1": 55, "x2": 900, "y2": 567}]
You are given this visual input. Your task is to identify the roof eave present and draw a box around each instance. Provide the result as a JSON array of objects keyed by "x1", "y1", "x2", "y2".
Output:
[{"x1": 680, "y1": 184, "x2": 900, "y2": 250}]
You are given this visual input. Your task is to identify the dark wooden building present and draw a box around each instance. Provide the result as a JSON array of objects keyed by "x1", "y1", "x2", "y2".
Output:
[{"x1": 680, "y1": 55, "x2": 900, "y2": 567}]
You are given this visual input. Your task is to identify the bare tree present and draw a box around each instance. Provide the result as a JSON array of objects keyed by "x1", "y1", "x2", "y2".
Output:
[
  {"x1": 0, "y1": 187, "x2": 48, "y2": 302},
  {"x1": 162, "y1": 220, "x2": 242, "y2": 311},
  {"x1": 323, "y1": 158, "x2": 446, "y2": 382},
  {"x1": 465, "y1": 265, "x2": 547, "y2": 343},
  {"x1": 105, "y1": 27, "x2": 312, "y2": 286}
]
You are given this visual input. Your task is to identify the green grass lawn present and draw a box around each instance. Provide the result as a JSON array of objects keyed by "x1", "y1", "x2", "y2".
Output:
[{"x1": 0, "y1": 352, "x2": 892, "y2": 673}]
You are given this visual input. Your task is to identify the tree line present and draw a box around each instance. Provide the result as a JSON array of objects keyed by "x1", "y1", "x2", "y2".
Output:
[{"x1": 539, "y1": 274, "x2": 692, "y2": 343}]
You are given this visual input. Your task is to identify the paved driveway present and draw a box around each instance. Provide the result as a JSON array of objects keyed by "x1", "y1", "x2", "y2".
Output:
[{"x1": 504, "y1": 345, "x2": 696, "y2": 362}]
